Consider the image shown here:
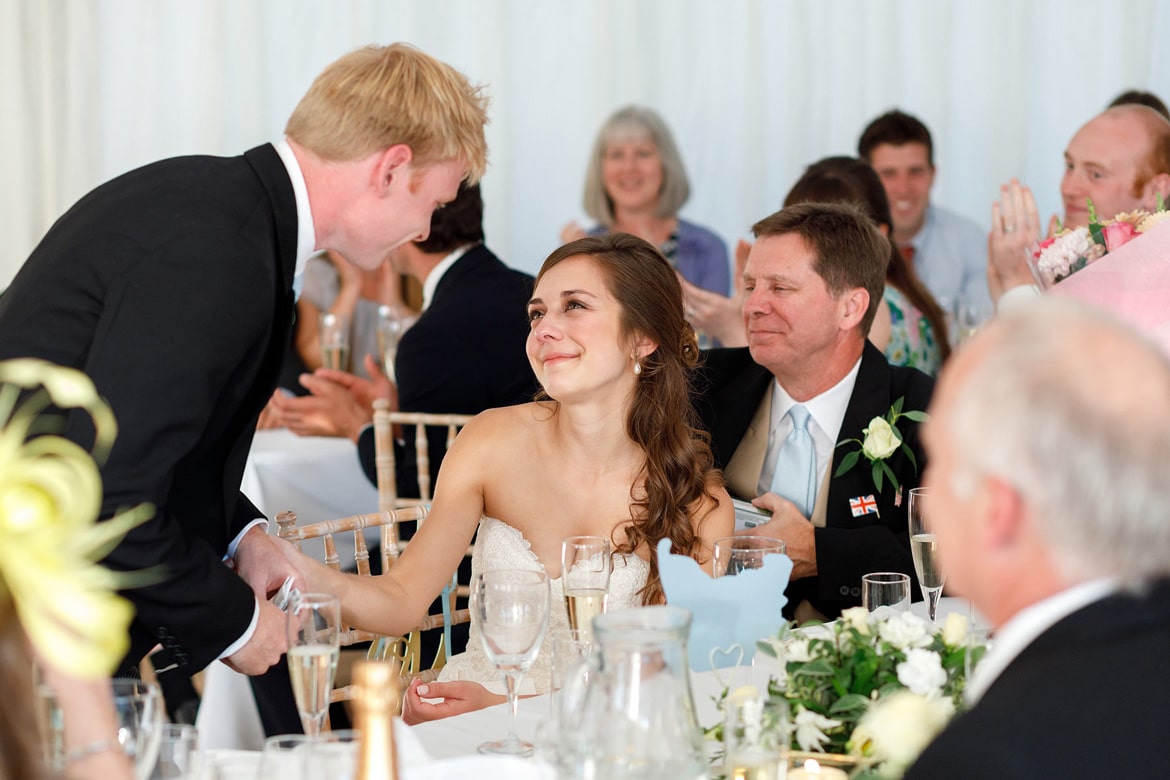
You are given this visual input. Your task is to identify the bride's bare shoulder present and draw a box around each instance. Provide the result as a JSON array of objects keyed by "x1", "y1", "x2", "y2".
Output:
[{"x1": 457, "y1": 401, "x2": 557, "y2": 442}]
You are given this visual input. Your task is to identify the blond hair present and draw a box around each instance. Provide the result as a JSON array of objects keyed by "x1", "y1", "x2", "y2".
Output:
[{"x1": 285, "y1": 43, "x2": 489, "y2": 181}]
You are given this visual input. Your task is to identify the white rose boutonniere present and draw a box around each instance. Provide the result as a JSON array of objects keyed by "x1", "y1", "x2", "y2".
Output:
[
  {"x1": 862, "y1": 417, "x2": 901, "y2": 459},
  {"x1": 835, "y1": 395, "x2": 928, "y2": 495}
]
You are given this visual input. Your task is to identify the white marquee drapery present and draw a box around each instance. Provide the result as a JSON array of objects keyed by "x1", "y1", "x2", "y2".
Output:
[{"x1": 3, "y1": 0, "x2": 1169, "y2": 287}]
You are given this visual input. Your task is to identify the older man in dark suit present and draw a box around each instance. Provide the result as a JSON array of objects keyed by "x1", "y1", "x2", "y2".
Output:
[
  {"x1": 695, "y1": 202, "x2": 933, "y2": 621},
  {"x1": 905, "y1": 299, "x2": 1170, "y2": 778},
  {"x1": 0, "y1": 43, "x2": 488, "y2": 679}
]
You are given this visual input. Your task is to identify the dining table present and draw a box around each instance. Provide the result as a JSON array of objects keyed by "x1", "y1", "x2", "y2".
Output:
[{"x1": 411, "y1": 597, "x2": 980, "y2": 760}]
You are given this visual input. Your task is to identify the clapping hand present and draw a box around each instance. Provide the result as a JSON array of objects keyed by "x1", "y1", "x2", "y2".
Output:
[
  {"x1": 269, "y1": 355, "x2": 397, "y2": 441},
  {"x1": 988, "y1": 178, "x2": 1060, "y2": 301},
  {"x1": 677, "y1": 238, "x2": 753, "y2": 347}
]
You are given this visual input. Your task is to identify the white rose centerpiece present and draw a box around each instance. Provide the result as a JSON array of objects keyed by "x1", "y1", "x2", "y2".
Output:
[{"x1": 708, "y1": 609, "x2": 985, "y2": 779}]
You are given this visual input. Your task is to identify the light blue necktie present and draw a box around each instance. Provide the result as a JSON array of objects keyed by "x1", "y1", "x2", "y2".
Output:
[{"x1": 769, "y1": 404, "x2": 817, "y2": 517}]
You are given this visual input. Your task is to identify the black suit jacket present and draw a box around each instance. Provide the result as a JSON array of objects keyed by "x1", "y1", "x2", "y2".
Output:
[
  {"x1": 695, "y1": 342, "x2": 933, "y2": 617},
  {"x1": 0, "y1": 145, "x2": 297, "y2": 673},
  {"x1": 907, "y1": 580, "x2": 1170, "y2": 779},
  {"x1": 357, "y1": 244, "x2": 536, "y2": 493}
]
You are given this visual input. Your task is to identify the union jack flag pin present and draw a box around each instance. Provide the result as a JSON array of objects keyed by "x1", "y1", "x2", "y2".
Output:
[{"x1": 849, "y1": 494, "x2": 879, "y2": 517}]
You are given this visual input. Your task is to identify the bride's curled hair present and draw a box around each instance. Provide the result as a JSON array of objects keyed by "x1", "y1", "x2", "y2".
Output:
[{"x1": 537, "y1": 233, "x2": 723, "y2": 604}]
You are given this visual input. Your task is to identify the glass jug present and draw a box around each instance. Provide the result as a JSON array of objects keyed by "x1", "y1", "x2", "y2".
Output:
[{"x1": 557, "y1": 605, "x2": 707, "y2": 780}]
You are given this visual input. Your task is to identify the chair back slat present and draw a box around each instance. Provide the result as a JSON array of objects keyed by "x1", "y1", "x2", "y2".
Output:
[
  {"x1": 371, "y1": 402, "x2": 474, "y2": 512},
  {"x1": 274, "y1": 504, "x2": 469, "y2": 704}
]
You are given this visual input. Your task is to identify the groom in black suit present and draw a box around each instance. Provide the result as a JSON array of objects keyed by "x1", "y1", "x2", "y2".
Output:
[
  {"x1": 0, "y1": 43, "x2": 489, "y2": 679},
  {"x1": 695, "y1": 202, "x2": 933, "y2": 621},
  {"x1": 905, "y1": 300, "x2": 1170, "y2": 778}
]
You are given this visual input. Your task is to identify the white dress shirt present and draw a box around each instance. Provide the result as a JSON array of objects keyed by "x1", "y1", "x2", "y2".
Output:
[
  {"x1": 420, "y1": 243, "x2": 474, "y2": 310},
  {"x1": 219, "y1": 138, "x2": 320, "y2": 660},
  {"x1": 756, "y1": 358, "x2": 862, "y2": 501}
]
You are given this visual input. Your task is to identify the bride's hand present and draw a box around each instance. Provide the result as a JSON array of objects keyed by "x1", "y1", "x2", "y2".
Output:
[
  {"x1": 400, "y1": 678, "x2": 505, "y2": 724},
  {"x1": 270, "y1": 535, "x2": 330, "y2": 592}
]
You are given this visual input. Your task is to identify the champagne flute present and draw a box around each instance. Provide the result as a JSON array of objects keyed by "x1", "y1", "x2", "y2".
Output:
[
  {"x1": 561, "y1": 535, "x2": 611, "y2": 641},
  {"x1": 286, "y1": 592, "x2": 341, "y2": 738},
  {"x1": 473, "y1": 569, "x2": 550, "y2": 757},
  {"x1": 908, "y1": 487, "x2": 945, "y2": 624},
  {"x1": 318, "y1": 312, "x2": 350, "y2": 371}
]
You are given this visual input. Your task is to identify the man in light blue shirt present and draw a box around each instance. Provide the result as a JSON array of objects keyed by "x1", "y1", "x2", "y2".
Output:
[{"x1": 859, "y1": 110, "x2": 990, "y2": 317}]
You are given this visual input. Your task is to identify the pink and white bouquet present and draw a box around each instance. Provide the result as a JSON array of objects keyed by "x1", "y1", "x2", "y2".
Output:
[{"x1": 1029, "y1": 198, "x2": 1170, "y2": 288}]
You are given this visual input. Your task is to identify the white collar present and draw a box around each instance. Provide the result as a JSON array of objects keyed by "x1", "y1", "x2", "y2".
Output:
[
  {"x1": 965, "y1": 578, "x2": 1118, "y2": 704},
  {"x1": 421, "y1": 244, "x2": 475, "y2": 310},
  {"x1": 768, "y1": 356, "x2": 862, "y2": 445},
  {"x1": 273, "y1": 138, "x2": 317, "y2": 279}
]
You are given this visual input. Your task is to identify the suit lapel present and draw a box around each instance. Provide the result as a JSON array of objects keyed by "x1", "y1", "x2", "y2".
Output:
[
  {"x1": 706, "y1": 350, "x2": 774, "y2": 470},
  {"x1": 826, "y1": 343, "x2": 894, "y2": 527}
]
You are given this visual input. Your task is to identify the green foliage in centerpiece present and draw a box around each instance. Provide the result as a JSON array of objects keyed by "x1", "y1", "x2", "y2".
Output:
[{"x1": 711, "y1": 607, "x2": 986, "y2": 779}]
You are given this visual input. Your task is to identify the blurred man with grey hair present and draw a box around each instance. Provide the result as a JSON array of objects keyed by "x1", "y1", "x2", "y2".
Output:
[{"x1": 905, "y1": 298, "x2": 1170, "y2": 778}]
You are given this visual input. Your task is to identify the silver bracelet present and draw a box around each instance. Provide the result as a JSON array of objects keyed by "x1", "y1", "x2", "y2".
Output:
[{"x1": 64, "y1": 738, "x2": 123, "y2": 764}]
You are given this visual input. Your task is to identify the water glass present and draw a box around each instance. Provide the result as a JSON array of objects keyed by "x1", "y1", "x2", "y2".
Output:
[
  {"x1": 713, "y1": 535, "x2": 787, "y2": 577},
  {"x1": 861, "y1": 572, "x2": 911, "y2": 612},
  {"x1": 561, "y1": 536, "x2": 612, "y2": 640},
  {"x1": 150, "y1": 723, "x2": 197, "y2": 779},
  {"x1": 319, "y1": 312, "x2": 350, "y2": 371},
  {"x1": 38, "y1": 678, "x2": 163, "y2": 779},
  {"x1": 286, "y1": 592, "x2": 341, "y2": 737},
  {"x1": 305, "y1": 729, "x2": 361, "y2": 780},
  {"x1": 260, "y1": 734, "x2": 312, "y2": 780},
  {"x1": 547, "y1": 628, "x2": 594, "y2": 713}
]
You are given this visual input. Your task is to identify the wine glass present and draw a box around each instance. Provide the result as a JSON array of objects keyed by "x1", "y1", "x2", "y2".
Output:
[
  {"x1": 712, "y1": 535, "x2": 786, "y2": 577},
  {"x1": 286, "y1": 592, "x2": 341, "y2": 737},
  {"x1": 561, "y1": 535, "x2": 611, "y2": 641},
  {"x1": 473, "y1": 569, "x2": 550, "y2": 757},
  {"x1": 908, "y1": 487, "x2": 945, "y2": 623},
  {"x1": 376, "y1": 304, "x2": 407, "y2": 382},
  {"x1": 149, "y1": 723, "x2": 197, "y2": 780}
]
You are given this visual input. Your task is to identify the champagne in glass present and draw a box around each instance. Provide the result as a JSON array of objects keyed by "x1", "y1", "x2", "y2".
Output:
[
  {"x1": 474, "y1": 569, "x2": 550, "y2": 757},
  {"x1": 320, "y1": 344, "x2": 350, "y2": 372},
  {"x1": 561, "y1": 536, "x2": 611, "y2": 641},
  {"x1": 908, "y1": 487, "x2": 945, "y2": 623},
  {"x1": 287, "y1": 592, "x2": 341, "y2": 737},
  {"x1": 319, "y1": 312, "x2": 350, "y2": 372}
]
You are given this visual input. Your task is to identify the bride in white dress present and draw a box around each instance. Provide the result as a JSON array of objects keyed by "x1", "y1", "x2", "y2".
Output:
[{"x1": 284, "y1": 232, "x2": 734, "y2": 722}]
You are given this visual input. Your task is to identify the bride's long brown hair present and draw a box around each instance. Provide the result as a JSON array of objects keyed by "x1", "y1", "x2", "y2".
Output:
[{"x1": 535, "y1": 233, "x2": 723, "y2": 604}]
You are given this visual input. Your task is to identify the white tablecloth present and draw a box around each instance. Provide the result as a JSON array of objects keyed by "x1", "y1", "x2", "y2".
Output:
[
  {"x1": 197, "y1": 428, "x2": 380, "y2": 751},
  {"x1": 409, "y1": 665, "x2": 745, "y2": 760},
  {"x1": 410, "y1": 597, "x2": 982, "y2": 760}
]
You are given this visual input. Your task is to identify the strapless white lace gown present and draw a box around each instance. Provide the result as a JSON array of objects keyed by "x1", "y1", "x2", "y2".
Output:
[{"x1": 438, "y1": 516, "x2": 649, "y2": 694}]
